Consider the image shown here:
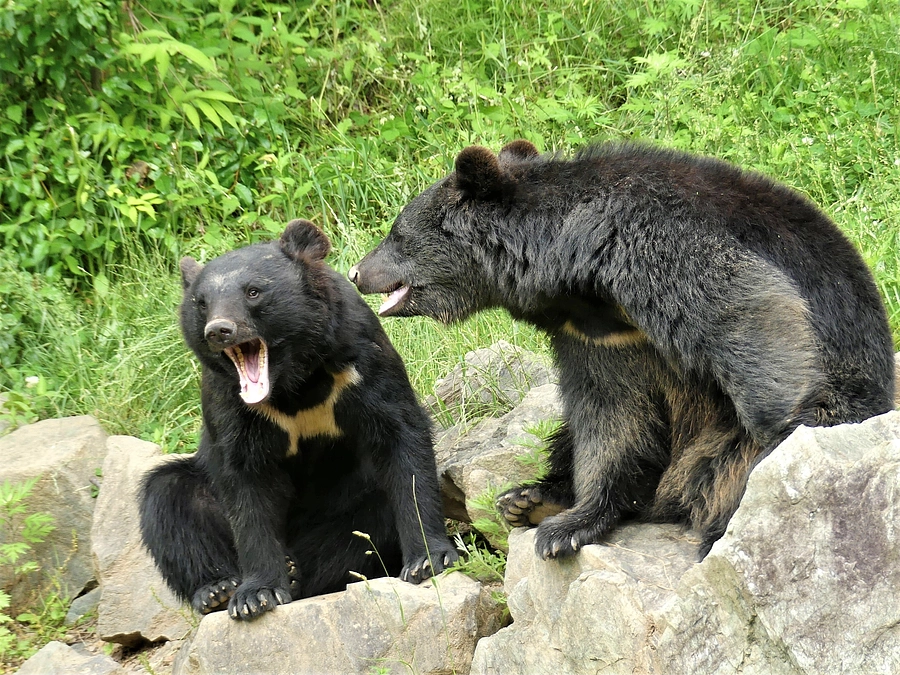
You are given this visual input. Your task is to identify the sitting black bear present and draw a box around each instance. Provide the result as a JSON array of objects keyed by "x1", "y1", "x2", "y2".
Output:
[
  {"x1": 349, "y1": 140, "x2": 895, "y2": 558},
  {"x1": 140, "y1": 219, "x2": 458, "y2": 620}
]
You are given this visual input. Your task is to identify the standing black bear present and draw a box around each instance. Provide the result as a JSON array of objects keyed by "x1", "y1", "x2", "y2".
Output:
[
  {"x1": 349, "y1": 140, "x2": 896, "y2": 558},
  {"x1": 140, "y1": 219, "x2": 458, "y2": 621}
]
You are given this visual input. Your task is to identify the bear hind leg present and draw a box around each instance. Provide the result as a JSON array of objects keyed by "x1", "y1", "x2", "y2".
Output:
[
  {"x1": 653, "y1": 425, "x2": 762, "y2": 558},
  {"x1": 139, "y1": 456, "x2": 242, "y2": 614},
  {"x1": 284, "y1": 491, "x2": 403, "y2": 598}
]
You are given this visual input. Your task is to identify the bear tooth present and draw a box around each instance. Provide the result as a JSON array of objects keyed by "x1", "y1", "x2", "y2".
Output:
[{"x1": 378, "y1": 285, "x2": 410, "y2": 315}]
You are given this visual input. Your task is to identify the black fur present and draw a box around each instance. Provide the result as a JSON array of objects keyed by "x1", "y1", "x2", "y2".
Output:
[
  {"x1": 349, "y1": 141, "x2": 895, "y2": 559},
  {"x1": 140, "y1": 219, "x2": 457, "y2": 621}
]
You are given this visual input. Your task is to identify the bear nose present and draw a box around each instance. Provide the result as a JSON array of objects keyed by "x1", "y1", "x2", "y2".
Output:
[
  {"x1": 347, "y1": 265, "x2": 360, "y2": 285},
  {"x1": 205, "y1": 318, "x2": 237, "y2": 345}
]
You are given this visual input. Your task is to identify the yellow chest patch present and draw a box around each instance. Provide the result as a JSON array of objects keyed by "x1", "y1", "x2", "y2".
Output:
[
  {"x1": 561, "y1": 320, "x2": 647, "y2": 348},
  {"x1": 254, "y1": 367, "x2": 362, "y2": 457}
]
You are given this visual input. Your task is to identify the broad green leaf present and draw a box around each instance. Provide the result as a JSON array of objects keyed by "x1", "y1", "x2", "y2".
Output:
[
  {"x1": 6, "y1": 105, "x2": 22, "y2": 124},
  {"x1": 195, "y1": 100, "x2": 223, "y2": 132},
  {"x1": 194, "y1": 90, "x2": 242, "y2": 103},
  {"x1": 4, "y1": 139, "x2": 24, "y2": 156},
  {"x1": 234, "y1": 183, "x2": 253, "y2": 205},
  {"x1": 211, "y1": 101, "x2": 239, "y2": 130},
  {"x1": 171, "y1": 43, "x2": 216, "y2": 73},
  {"x1": 94, "y1": 272, "x2": 109, "y2": 298},
  {"x1": 157, "y1": 49, "x2": 170, "y2": 80},
  {"x1": 137, "y1": 29, "x2": 174, "y2": 40},
  {"x1": 181, "y1": 103, "x2": 201, "y2": 131}
]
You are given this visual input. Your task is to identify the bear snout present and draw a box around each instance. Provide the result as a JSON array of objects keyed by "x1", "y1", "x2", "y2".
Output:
[
  {"x1": 346, "y1": 256, "x2": 404, "y2": 296},
  {"x1": 205, "y1": 318, "x2": 239, "y2": 348}
]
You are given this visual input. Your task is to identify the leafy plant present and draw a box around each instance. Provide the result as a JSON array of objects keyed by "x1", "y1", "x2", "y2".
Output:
[
  {"x1": 451, "y1": 532, "x2": 506, "y2": 586},
  {"x1": 514, "y1": 420, "x2": 560, "y2": 480},
  {"x1": 0, "y1": 477, "x2": 55, "y2": 660}
]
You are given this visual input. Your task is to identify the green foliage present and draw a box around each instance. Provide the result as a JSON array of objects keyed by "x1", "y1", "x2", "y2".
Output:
[
  {"x1": 0, "y1": 478, "x2": 56, "y2": 660},
  {"x1": 1, "y1": 0, "x2": 897, "y2": 658},
  {"x1": 452, "y1": 533, "x2": 506, "y2": 585},
  {"x1": 0, "y1": 0, "x2": 117, "y2": 94},
  {"x1": 514, "y1": 420, "x2": 561, "y2": 480},
  {"x1": 469, "y1": 485, "x2": 513, "y2": 553},
  {"x1": 0, "y1": 1, "x2": 897, "y2": 427}
]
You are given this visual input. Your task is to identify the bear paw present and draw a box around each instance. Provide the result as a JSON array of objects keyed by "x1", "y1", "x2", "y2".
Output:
[
  {"x1": 533, "y1": 511, "x2": 614, "y2": 560},
  {"x1": 496, "y1": 485, "x2": 566, "y2": 527},
  {"x1": 227, "y1": 581, "x2": 292, "y2": 621},
  {"x1": 286, "y1": 555, "x2": 302, "y2": 600},
  {"x1": 191, "y1": 577, "x2": 241, "y2": 615},
  {"x1": 400, "y1": 544, "x2": 460, "y2": 585}
]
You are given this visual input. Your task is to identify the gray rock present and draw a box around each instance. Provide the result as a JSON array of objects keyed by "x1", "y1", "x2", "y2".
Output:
[
  {"x1": 436, "y1": 383, "x2": 563, "y2": 529},
  {"x1": 425, "y1": 341, "x2": 554, "y2": 423},
  {"x1": 64, "y1": 586, "x2": 102, "y2": 626},
  {"x1": 894, "y1": 352, "x2": 899, "y2": 408},
  {"x1": 135, "y1": 639, "x2": 185, "y2": 675},
  {"x1": 472, "y1": 524, "x2": 700, "y2": 675},
  {"x1": 473, "y1": 410, "x2": 900, "y2": 675},
  {"x1": 657, "y1": 410, "x2": 900, "y2": 675},
  {"x1": 16, "y1": 640, "x2": 123, "y2": 675},
  {"x1": 175, "y1": 572, "x2": 503, "y2": 675},
  {"x1": 0, "y1": 416, "x2": 107, "y2": 612},
  {"x1": 91, "y1": 437, "x2": 195, "y2": 646}
]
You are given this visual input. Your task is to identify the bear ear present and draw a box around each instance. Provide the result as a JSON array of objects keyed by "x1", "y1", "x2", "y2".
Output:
[
  {"x1": 499, "y1": 139, "x2": 539, "y2": 162},
  {"x1": 281, "y1": 219, "x2": 332, "y2": 262},
  {"x1": 180, "y1": 257, "x2": 204, "y2": 291},
  {"x1": 454, "y1": 145, "x2": 509, "y2": 200}
]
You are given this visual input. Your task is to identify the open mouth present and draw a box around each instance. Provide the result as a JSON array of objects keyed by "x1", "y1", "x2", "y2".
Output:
[
  {"x1": 378, "y1": 284, "x2": 411, "y2": 316},
  {"x1": 224, "y1": 338, "x2": 270, "y2": 404}
]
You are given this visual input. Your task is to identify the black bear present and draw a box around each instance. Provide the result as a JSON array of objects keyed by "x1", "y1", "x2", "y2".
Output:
[
  {"x1": 140, "y1": 219, "x2": 458, "y2": 620},
  {"x1": 349, "y1": 140, "x2": 896, "y2": 559}
]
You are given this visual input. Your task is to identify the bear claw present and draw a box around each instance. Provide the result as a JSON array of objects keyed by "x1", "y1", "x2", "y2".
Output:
[
  {"x1": 496, "y1": 486, "x2": 546, "y2": 526},
  {"x1": 192, "y1": 576, "x2": 241, "y2": 615},
  {"x1": 400, "y1": 546, "x2": 460, "y2": 585},
  {"x1": 227, "y1": 583, "x2": 292, "y2": 621}
]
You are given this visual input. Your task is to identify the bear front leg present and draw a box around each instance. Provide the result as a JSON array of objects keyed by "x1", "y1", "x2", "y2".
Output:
[
  {"x1": 217, "y1": 472, "x2": 295, "y2": 620},
  {"x1": 534, "y1": 487, "x2": 623, "y2": 559},
  {"x1": 372, "y1": 420, "x2": 459, "y2": 584},
  {"x1": 533, "y1": 340, "x2": 670, "y2": 560}
]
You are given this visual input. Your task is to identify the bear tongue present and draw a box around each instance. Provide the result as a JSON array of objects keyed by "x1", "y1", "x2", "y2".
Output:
[
  {"x1": 225, "y1": 340, "x2": 270, "y2": 405},
  {"x1": 378, "y1": 285, "x2": 410, "y2": 316}
]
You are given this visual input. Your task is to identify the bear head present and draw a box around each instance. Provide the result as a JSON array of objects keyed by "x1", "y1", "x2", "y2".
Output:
[
  {"x1": 180, "y1": 219, "x2": 333, "y2": 405},
  {"x1": 348, "y1": 140, "x2": 540, "y2": 323}
]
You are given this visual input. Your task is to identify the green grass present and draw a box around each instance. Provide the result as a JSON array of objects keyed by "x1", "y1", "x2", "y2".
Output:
[{"x1": 1, "y1": 0, "x2": 898, "y2": 449}]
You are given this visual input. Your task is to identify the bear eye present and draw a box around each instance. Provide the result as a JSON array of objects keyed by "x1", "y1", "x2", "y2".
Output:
[{"x1": 246, "y1": 287, "x2": 260, "y2": 300}]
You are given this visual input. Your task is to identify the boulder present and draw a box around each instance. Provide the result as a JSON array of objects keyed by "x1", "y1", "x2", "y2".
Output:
[
  {"x1": 472, "y1": 410, "x2": 900, "y2": 675},
  {"x1": 656, "y1": 410, "x2": 900, "y2": 675},
  {"x1": 435, "y1": 383, "x2": 563, "y2": 528},
  {"x1": 472, "y1": 524, "x2": 700, "y2": 675},
  {"x1": 894, "y1": 352, "x2": 899, "y2": 408},
  {"x1": 174, "y1": 572, "x2": 503, "y2": 675},
  {"x1": 0, "y1": 416, "x2": 107, "y2": 612},
  {"x1": 425, "y1": 341, "x2": 554, "y2": 423},
  {"x1": 64, "y1": 586, "x2": 102, "y2": 626},
  {"x1": 16, "y1": 640, "x2": 123, "y2": 675},
  {"x1": 91, "y1": 437, "x2": 195, "y2": 646}
]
